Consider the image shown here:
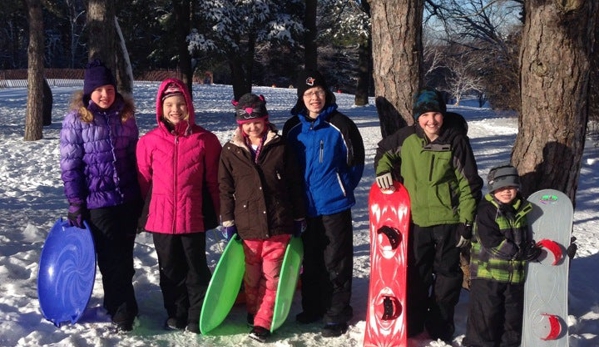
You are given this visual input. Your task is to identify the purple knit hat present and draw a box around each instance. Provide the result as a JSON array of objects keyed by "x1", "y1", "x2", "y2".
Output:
[{"x1": 83, "y1": 59, "x2": 116, "y2": 105}]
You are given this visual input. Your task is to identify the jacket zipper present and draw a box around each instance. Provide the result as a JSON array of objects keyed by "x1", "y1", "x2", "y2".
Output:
[
  {"x1": 319, "y1": 140, "x2": 324, "y2": 163},
  {"x1": 172, "y1": 135, "x2": 179, "y2": 233},
  {"x1": 429, "y1": 155, "x2": 435, "y2": 181}
]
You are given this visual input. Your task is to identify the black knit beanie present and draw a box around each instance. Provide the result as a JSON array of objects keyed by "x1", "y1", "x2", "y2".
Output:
[
  {"x1": 412, "y1": 87, "x2": 446, "y2": 121},
  {"x1": 296, "y1": 70, "x2": 328, "y2": 98}
]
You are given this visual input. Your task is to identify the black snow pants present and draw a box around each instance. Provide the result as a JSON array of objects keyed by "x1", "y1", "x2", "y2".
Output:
[
  {"x1": 88, "y1": 201, "x2": 140, "y2": 324},
  {"x1": 406, "y1": 223, "x2": 463, "y2": 341},
  {"x1": 152, "y1": 232, "x2": 212, "y2": 325},
  {"x1": 300, "y1": 209, "x2": 354, "y2": 324},
  {"x1": 463, "y1": 279, "x2": 524, "y2": 347}
]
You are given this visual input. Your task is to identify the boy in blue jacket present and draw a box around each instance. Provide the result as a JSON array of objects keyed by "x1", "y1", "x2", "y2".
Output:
[{"x1": 282, "y1": 70, "x2": 364, "y2": 338}]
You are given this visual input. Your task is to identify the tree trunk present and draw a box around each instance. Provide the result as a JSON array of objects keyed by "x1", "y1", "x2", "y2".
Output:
[
  {"x1": 369, "y1": 0, "x2": 424, "y2": 129},
  {"x1": 115, "y1": 17, "x2": 133, "y2": 96},
  {"x1": 355, "y1": 1, "x2": 372, "y2": 107},
  {"x1": 304, "y1": 0, "x2": 317, "y2": 70},
  {"x1": 229, "y1": 32, "x2": 255, "y2": 101},
  {"x1": 173, "y1": 0, "x2": 193, "y2": 95},
  {"x1": 87, "y1": 0, "x2": 116, "y2": 68},
  {"x1": 355, "y1": 38, "x2": 371, "y2": 106},
  {"x1": 588, "y1": 11, "x2": 599, "y2": 137},
  {"x1": 23, "y1": 0, "x2": 44, "y2": 141},
  {"x1": 42, "y1": 77, "x2": 53, "y2": 126},
  {"x1": 513, "y1": 0, "x2": 599, "y2": 203}
]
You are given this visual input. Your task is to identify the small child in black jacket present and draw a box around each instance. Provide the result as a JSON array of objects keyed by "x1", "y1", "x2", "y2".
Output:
[{"x1": 463, "y1": 165, "x2": 542, "y2": 347}]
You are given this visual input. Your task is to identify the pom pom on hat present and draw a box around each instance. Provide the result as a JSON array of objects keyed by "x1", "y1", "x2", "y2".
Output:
[
  {"x1": 487, "y1": 164, "x2": 520, "y2": 193},
  {"x1": 233, "y1": 93, "x2": 268, "y2": 124},
  {"x1": 412, "y1": 87, "x2": 447, "y2": 120},
  {"x1": 83, "y1": 59, "x2": 116, "y2": 105},
  {"x1": 296, "y1": 70, "x2": 328, "y2": 98}
]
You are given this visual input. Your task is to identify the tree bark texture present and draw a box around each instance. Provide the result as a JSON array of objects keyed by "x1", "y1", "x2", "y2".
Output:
[
  {"x1": 588, "y1": 11, "x2": 599, "y2": 131},
  {"x1": 354, "y1": 39, "x2": 371, "y2": 106},
  {"x1": 513, "y1": 0, "x2": 598, "y2": 202},
  {"x1": 355, "y1": 1, "x2": 372, "y2": 107},
  {"x1": 304, "y1": 0, "x2": 318, "y2": 71},
  {"x1": 42, "y1": 78, "x2": 53, "y2": 126},
  {"x1": 173, "y1": 0, "x2": 193, "y2": 94},
  {"x1": 369, "y1": 0, "x2": 424, "y2": 128},
  {"x1": 23, "y1": 0, "x2": 44, "y2": 141},
  {"x1": 87, "y1": 0, "x2": 116, "y2": 68},
  {"x1": 115, "y1": 17, "x2": 133, "y2": 96}
]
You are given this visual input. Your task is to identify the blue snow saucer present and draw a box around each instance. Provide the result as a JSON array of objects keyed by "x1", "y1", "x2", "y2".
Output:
[{"x1": 37, "y1": 218, "x2": 96, "y2": 327}]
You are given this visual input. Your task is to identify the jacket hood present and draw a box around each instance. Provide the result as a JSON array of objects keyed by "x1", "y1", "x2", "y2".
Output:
[
  {"x1": 415, "y1": 111, "x2": 467, "y2": 142},
  {"x1": 155, "y1": 78, "x2": 196, "y2": 130},
  {"x1": 295, "y1": 104, "x2": 339, "y2": 130},
  {"x1": 230, "y1": 123, "x2": 278, "y2": 148}
]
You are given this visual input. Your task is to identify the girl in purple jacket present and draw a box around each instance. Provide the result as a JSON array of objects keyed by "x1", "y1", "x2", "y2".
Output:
[{"x1": 59, "y1": 60, "x2": 141, "y2": 332}]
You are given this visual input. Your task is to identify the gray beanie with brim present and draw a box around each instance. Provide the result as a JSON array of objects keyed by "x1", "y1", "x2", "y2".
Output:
[{"x1": 487, "y1": 165, "x2": 521, "y2": 193}]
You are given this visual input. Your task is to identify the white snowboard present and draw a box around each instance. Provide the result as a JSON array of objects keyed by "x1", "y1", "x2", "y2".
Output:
[{"x1": 522, "y1": 189, "x2": 573, "y2": 347}]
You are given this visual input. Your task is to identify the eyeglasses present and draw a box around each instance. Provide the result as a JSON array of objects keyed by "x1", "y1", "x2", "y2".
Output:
[{"x1": 303, "y1": 89, "x2": 326, "y2": 98}]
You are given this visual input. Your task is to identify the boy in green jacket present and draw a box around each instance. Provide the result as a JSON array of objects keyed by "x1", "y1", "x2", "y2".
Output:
[{"x1": 374, "y1": 87, "x2": 483, "y2": 342}]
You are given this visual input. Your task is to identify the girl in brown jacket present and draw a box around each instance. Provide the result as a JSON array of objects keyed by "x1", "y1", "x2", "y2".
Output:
[{"x1": 218, "y1": 93, "x2": 306, "y2": 343}]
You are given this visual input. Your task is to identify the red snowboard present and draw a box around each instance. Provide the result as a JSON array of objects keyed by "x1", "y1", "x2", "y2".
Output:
[{"x1": 364, "y1": 181, "x2": 410, "y2": 347}]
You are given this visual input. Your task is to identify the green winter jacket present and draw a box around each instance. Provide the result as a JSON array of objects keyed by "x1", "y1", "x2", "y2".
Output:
[
  {"x1": 374, "y1": 112, "x2": 482, "y2": 227},
  {"x1": 470, "y1": 194, "x2": 533, "y2": 284}
]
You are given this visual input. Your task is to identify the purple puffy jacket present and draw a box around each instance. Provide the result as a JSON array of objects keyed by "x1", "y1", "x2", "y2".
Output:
[{"x1": 60, "y1": 94, "x2": 140, "y2": 209}]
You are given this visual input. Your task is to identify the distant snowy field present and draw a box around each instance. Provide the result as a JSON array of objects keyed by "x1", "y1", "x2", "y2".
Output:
[{"x1": 0, "y1": 83, "x2": 598, "y2": 347}]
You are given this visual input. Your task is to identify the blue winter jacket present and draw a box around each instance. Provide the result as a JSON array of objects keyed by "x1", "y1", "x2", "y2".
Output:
[
  {"x1": 60, "y1": 95, "x2": 140, "y2": 209},
  {"x1": 283, "y1": 104, "x2": 365, "y2": 217}
]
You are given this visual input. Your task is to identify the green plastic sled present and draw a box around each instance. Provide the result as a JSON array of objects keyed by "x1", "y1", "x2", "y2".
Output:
[
  {"x1": 199, "y1": 236, "x2": 245, "y2": 335},
  {"x1": 271, "y1": 236, "x2": 304, "y2": 332}
]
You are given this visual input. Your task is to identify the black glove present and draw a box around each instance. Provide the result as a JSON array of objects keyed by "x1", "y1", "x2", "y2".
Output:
[
  {"x1": 567, "y1": 236, "x2": 577, "y2": 259},
  {"x1": 293, "y1": 219, "x2": 307, "y2": 237},
  {"x1": 521, "y1": 241, "x2": 543, "y2": 261},
  {"x1": 67, "y1": 203, "x2": 88, "y2": 228},
  {"x1": 222, "y1": 225, "x2": 238, "y2": 241},
  {"x1": 456, "y1": 223, "x2": 473, "y2": 248}
]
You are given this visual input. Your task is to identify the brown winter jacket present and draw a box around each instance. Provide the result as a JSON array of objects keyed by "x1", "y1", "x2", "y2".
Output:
[{"x1": 218, "y1": 125, "x2": 306, "y2": 239}]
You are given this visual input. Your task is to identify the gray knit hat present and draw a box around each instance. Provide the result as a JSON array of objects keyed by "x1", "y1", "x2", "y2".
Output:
[{"x1": 487, "y1": 164, "x2": 520, "y2": 193}]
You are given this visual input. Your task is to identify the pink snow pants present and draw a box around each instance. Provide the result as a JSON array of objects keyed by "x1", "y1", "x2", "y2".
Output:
[{"x1": 242, "y1": 234, "x2": 291, "y2": 330}]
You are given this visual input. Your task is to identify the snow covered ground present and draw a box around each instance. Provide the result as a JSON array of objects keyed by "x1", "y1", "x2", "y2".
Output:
[{"x1": 0, "y1": 83, "x2": 598, "y2": 347}]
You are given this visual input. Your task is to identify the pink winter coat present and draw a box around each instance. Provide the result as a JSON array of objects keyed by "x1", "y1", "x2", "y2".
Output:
[{"x1": 136, "y1": 78, "x2": 222, "y2": 234}]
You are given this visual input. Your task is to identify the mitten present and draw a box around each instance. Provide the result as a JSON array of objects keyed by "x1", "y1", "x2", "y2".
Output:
[
  {"x1": 567, "y1": 236, "x2": 577, "y2": 259},
  {"x1": 221, "y1": 225, "x2": 238, "y2": 241},
  {"x1": 293, "y1": 218, "x2": 307, "y2": 237},
  {"x1": 375, "y1": 172, "x2": 393, "y2": 190},
  {"x1": 455, "y1": 223, "x2": 473, "y2": 248},
  {"x1": 521, "y1": 240, "x2": 543, "y2": 261},
  {"x1": 67, "y1": 203, "x2": 87, "y2": 228}
]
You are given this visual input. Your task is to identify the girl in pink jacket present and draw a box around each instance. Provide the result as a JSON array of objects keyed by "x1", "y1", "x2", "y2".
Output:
[{"x1": 136, "y1": 78, "x2": 222, "y2": 334}]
